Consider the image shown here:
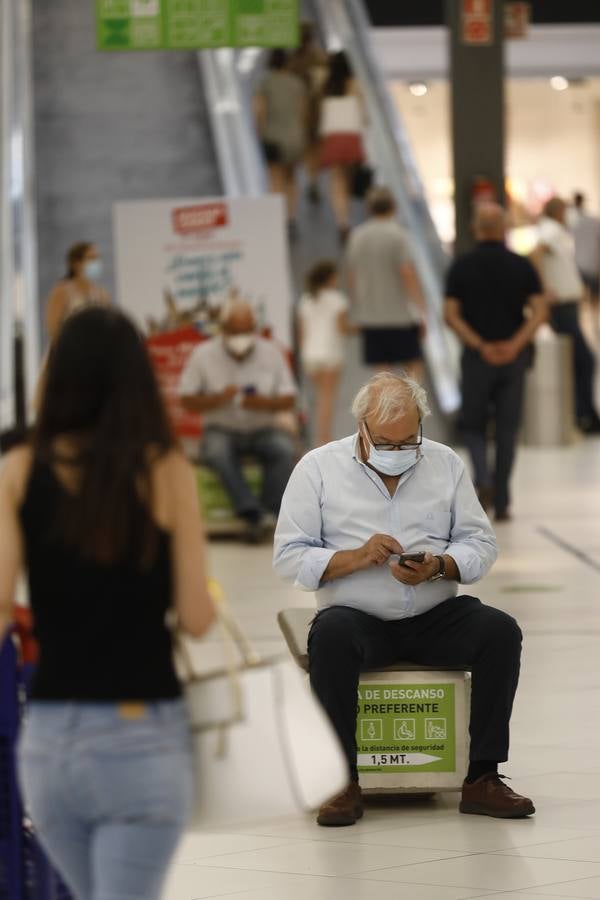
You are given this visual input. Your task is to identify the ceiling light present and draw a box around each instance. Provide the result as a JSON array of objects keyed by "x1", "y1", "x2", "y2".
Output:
[
  {"x1": 550, "y1": 76, "x2": 569, "y2": 92},
  {"x1": 409, "y1": 81, "x2": 428, "y2": 97}
]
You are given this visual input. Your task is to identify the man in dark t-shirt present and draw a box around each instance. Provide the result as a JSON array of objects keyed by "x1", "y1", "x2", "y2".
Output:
[{"x1": 445, "y1": 204, "x2": 547, "y2": 521}]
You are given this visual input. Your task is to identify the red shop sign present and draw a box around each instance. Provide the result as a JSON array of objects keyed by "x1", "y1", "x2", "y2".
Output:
[
  {"x1": 171, "y1": 202, "x2": 229, "y2": 236},
  {"x1": 462, "y1": 0, "x2": 493, "y2": 45}
]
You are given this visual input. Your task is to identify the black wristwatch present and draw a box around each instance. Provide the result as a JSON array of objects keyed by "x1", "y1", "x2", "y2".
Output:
[{"x1": 428, "y1": 555, "x2": 446, "y2": 582}]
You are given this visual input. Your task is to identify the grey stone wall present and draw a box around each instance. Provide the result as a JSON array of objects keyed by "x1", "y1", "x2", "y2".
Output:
[{"x1": 33, "y1": 0, "x2": 221, "y2": 334}]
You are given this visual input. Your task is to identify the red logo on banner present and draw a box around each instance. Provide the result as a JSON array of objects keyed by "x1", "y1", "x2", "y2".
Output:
[
  {"x1": 172, "y1": 203, "x2": 229, "y2": 235},
  {"x1": 463, "y1": 0, "x2": 491, "y2": 12},
  {"x1": 146, "y1": 326, "x2": 204, "y2": 438},
  {"x1": 504, "y1": 2, "x2": 530, "y2": 39},
  {"x1": 462, "y1": 0, "x2": 493, "y2": 45}
]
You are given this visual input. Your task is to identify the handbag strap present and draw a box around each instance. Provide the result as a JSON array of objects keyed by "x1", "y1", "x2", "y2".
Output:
[{"x1": 175, "y1": 579, "x2": 262, "y2": 727}]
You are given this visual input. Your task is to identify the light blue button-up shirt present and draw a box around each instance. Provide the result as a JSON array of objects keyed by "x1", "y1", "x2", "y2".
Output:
[{"x1": 273, "y1": 435, "x2": 497, "y2": 621}]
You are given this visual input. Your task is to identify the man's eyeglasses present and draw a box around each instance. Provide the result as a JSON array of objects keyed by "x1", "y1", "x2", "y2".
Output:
[{"x1": 363, "y1": 421, "x2": 423, "y2": 451}]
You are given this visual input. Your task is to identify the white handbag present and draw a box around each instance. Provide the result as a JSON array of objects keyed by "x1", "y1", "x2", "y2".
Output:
[{"x1": 176, "y1": 588, "x2": 348, "y2": 828}]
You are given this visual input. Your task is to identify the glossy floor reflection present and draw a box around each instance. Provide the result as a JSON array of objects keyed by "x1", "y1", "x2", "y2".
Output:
[{"x1": 164, "y1": 437, "x2": 600, "y2": 900}]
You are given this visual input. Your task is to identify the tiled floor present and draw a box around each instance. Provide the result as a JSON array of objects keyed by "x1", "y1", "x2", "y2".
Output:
[{"x1": 164, "y1": 436, "x2": 600, "y2": 900}]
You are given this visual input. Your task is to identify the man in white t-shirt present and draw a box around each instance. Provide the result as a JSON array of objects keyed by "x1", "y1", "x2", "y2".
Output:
[
  {"x1": 533, "y1": 197, "x2": 600, "y2": 434},
  {"x1": 571, "y1": 193, "x2": 600, "y2": 306},
  {"x1": 179, "y1": 302, "x2": 298, "y2": 539}
]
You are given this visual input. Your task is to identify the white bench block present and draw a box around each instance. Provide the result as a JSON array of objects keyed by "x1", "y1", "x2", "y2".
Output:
[
  {"x1": 278, "y1": 608, "x2": 471, "y2": 795},
  {"x1": 357, "y1": 668, "x2": 470, "y2": 794}
]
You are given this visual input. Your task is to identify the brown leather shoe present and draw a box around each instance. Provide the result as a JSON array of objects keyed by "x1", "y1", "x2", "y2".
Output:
[
  {"x1": 317, "y1": 782, "x2": 363, "y2": 827},
  {"x1": 460, "y1": 773, "x2": 535, "y2": 818}
]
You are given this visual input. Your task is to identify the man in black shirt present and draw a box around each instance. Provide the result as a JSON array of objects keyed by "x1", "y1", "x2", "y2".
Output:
[{"x1": 445, "y1": 204, "x2": 547, "y2": 520}]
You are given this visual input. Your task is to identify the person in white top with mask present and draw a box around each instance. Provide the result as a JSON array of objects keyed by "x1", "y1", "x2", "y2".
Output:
[
  {"x1": 179, "y1": 301, "x2": 298, "y2": 541},
  {"x1": 46, "y1": 242, "x2": 110, "y2": 342}
]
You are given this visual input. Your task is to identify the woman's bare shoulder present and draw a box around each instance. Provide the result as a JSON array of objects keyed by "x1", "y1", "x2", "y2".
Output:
[
  {"x1": 0, "y1": 445, "x2": 34, "y2": 504},
  {"x1": 155, "y1": 447, "x2": 194, "y2": 478},
  {"x1": 47, "y1": 280, "x2": 70, "y2": 300},
  {"x1": 150, "y1": 448, "x2": 197, "y2": 529}
]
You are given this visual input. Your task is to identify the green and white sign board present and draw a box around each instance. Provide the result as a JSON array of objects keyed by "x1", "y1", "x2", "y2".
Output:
[
  {"x1": 356, "y1": 682, "x2": 456, "y2": 774},
  {"x1": 96, "y1": 0, "x2": 299, "y2": 51}
]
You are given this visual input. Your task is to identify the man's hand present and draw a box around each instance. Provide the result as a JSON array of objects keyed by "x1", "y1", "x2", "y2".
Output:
[
  {"x1": 491, "y1": 339, "x2": 522, "y2": 365},
  {"x1": 221, "y1": 385, "x2": 239, "y2": 404},
  {"x1": 480, "y1": 339, "x2": 522, "y2": 366},
  {"x1": 389, "y1": 551, "x2": 439, "y2": 586},
  {"x1": 241, "y1": 393, "x2": 267, "y2": 411},
  {"x1": 357, "y1": 534, "x2": 404, "y2": 570},
  {"x1": 241, "y1": 393, "x2": 296, "y2": 413},
  {"x1": 480, "y1": 341, "x2": 521, "y2": 367}
]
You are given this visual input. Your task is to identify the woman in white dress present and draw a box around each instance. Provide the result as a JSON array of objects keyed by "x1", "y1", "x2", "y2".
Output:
[{"x1": 298, "y1": 260, "x2": 358, "y2": 446}]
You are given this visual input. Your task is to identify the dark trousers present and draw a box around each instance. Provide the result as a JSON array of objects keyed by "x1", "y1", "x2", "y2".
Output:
[
  {"x1": 309, "y1": 597, "x2": 522, "y2": 782},
  {"x1": 461, "y1": 348, "x2": 528, "y2": 514},
  {"x1": 550, "y1": 301, "x2": 597, "y2": 422},
  {"x1": 201, "y1": 426, "x2": 296, "y2": 517}
]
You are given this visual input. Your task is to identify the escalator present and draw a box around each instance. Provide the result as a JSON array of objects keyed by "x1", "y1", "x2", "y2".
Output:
[{"x1": 200, "y1": 1, "x2": 460, "y2": 444}]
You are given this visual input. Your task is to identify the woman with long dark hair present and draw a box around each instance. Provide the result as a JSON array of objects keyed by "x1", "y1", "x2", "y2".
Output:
[
  {"x1": 46, "y1": 241, "x2": 110, "y2": 341},
  {"x1": 0, "y1": 306, "x2": 214, "y2": 899},
  {"x1": 319, "y1": 52, "x2": 365, "y2": 243}
]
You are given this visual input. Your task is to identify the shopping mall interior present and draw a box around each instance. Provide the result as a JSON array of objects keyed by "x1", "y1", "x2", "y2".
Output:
[{"x1": 1, "y1": 2, "x2": 600, "y2": 899}]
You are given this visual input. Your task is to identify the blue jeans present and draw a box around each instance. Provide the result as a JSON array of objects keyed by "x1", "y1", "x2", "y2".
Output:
[
  {"x1": 201, "y1": 426, "x2": 296, "y2": 518},
  {"x1": 18, "y1": 701, "x2": 193, "y2": 900}
]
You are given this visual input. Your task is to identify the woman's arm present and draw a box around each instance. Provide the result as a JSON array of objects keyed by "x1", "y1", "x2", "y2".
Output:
[
  {"x1": 296, "y1": 312, "x2": 305, "y2": 348},
  {"x1": 0, "y1": 450, "x2": 29, "y2": 646},
  {"x1": 337, "y1": 310, "x2": 360, "y2": 336},
  {"x1": 167, "y1": 453, "x2": 215, "y2": 638},
  {"x1": 46, "y1": 283, "x2": 69, "y2": 341},
  {"x1": 253, "y1": 91, "x2": 267, "y2": 138}
]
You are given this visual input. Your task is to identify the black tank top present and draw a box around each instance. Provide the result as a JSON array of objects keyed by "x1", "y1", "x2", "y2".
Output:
[{"x1": 20, "y1": 460, "x2": 181, "y2": 701}]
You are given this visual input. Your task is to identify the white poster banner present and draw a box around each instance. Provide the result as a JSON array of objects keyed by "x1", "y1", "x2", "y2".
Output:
[{"x1": 113, "y1": 194, "x2": 293, "y2": 346}]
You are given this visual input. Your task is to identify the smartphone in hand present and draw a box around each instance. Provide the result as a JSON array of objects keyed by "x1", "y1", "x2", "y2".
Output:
[{"x1": 389, "y1": 551, "x2": 426, "y2": 567}]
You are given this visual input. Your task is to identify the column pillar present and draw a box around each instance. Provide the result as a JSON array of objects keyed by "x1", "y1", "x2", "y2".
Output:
[{"x1": 447, "y1": 0, "x2": 505, "y2": 254}]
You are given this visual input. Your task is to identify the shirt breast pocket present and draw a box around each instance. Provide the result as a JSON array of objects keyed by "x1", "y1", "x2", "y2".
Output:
[
  {"x1": 255, "y1": 371, "x2": 277, "y2": 396},
  {"x1": 423, "y1": 508, "x2": 452, "y2": 542}
]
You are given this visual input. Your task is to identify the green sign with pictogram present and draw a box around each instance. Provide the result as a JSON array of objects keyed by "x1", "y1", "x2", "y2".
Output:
[
  {"x1": 356, "y1": 682, "x2": 456, "y2": 774},
  {"x1": 96, "y1": 0, "x2": 299, "y2": 51}
]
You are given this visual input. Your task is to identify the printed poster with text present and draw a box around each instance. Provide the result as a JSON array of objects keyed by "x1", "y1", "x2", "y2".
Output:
[
  {"x1": 356, "y1": 682, "x2": 456, "y2": 773},
  {"x1": 114, "y1": 195, "x2": 292, "y2": 344},
  {"x1": 113, "y1": 195, "x2": 293, "y2": 435}
]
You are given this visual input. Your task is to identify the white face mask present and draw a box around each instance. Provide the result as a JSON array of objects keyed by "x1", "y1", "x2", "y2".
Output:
[
  {"x1": 83, "y1": 259, "x2": 103, "y2": 282},
  {"x1": 225, "y1": 333, "x2": 256, "y2": 357},
  {"x1": 362, "y1": 424, "x2": 421, "y2": 477}
]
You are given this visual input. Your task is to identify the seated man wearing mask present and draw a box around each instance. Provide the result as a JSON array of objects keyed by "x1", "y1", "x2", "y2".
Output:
[
  {"x1": 180, "y1": 301, "x2": 297, "y2": 541},
  {"x1": 274, "y1": 372, "x2": 534, "y2": 825}
]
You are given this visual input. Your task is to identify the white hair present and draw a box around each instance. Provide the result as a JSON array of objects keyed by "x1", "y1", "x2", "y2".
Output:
[{"x1": 351, "y1": 372, "x2": 430, "y2": 424}]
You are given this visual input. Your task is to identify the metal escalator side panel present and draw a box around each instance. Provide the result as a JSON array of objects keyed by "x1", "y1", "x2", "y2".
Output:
[
  {"x1": 198, "y1": 48, "x2": 267, "y2": 198},
  {"x1": 312, "y1": 0, "x2": 461, "y2": 415}
]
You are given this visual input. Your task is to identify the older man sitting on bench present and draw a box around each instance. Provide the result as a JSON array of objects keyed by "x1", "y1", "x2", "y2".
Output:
[{"x1": 273, "y1": 372, "x2": 534, "y2": 826}]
